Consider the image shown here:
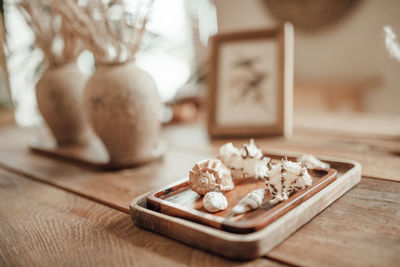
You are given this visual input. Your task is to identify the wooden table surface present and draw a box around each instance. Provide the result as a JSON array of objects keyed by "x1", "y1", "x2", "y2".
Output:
[{"x1": 0, "y1": 114, "x2": 399, "y2": 266}]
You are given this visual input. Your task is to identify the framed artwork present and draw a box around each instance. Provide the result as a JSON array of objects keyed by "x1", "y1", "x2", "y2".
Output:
[{"x1": 207, "y1": 23, "x2": 293, "y2": 137}]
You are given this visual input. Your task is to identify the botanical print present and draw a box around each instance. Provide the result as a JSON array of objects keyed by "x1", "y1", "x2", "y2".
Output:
[
  {"x1": 216, "y1": 39, "x2": 278, "y2": 127},
  {"x1": 229, "y1": 55, "x2": 269, "y2": 105}
]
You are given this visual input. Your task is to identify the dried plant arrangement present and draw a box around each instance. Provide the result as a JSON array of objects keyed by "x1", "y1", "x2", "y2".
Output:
[
  {"x1": 15, "y1": 0, "x2": 91, "y2": 146},
  {"x1": 53, "y1": 0, "x2": 153, "y2": 64},
  {"x1": 55, "y1": 0, "x2": 163, "y2": 167},
  {"x1": 15, "y1": 0, "x2": 84, "y2": 67}
]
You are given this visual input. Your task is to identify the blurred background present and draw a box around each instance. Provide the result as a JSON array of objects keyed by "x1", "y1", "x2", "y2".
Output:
[{"x1": 0, "y1": 0, "x2": 399, "y2": 130}]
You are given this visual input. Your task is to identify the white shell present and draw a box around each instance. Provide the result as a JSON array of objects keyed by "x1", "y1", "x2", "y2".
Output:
[
  {"x1": 241, "y1": 139, "x2": 263, "y2": 159},
  {"x1": 297, "y1": 154, "x2": 330, "y2": 169},
  {"x1": 232, "y1": 188, "x2": 265, "y2": 214},
  {"x1": 218, "y1": 140, "x2": 270, "y2": 179},
  {"x1": 219, "y1": 142, "x2": 241, "y2": 162},
  {"x1": 189, "y1": 159, "x2": 234, "y2": 195},
  {"x1": 203, "y1": 192, "x2": 228, "y2": 213},
  {"x1": 265, "y1": 157, "x2": 312, "y2": 204}
]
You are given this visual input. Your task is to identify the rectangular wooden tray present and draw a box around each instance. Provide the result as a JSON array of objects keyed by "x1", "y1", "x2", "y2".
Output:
[
  {"x1": 130, "y1": 153, "x2": 361, "y2": 259},
  {"x1": 146, "y1": 163, "x2": 337, "y2": 234}
]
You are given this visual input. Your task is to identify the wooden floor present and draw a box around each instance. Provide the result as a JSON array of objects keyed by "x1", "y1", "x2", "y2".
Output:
[{"x1": 0, "y1": 114, "x2": 399, "y2": 266}]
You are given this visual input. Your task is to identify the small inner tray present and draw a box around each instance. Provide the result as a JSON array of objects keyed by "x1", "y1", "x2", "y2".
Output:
[{"x1": 146, "y1": 156, "x2": 337, "y2": 234}]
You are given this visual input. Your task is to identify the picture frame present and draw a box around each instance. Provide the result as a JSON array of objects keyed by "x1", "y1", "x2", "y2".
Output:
[{"x1": 207, "y1": 23, "x2": 293, "y2": 138}]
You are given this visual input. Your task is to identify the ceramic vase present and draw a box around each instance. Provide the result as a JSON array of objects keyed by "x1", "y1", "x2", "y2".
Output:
[
  {"x1": 36, "y1": 63, "x2": 89, "y2": 146},
  {"x1": 83, "y1": 61, "x2": 161, "y2": 166}
]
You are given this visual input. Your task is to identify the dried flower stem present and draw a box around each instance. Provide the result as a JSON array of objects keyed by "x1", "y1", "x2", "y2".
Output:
[
  {"x1": 53, "y1": 0, "x2": 153, "y2": 64},
  {"x1": 16, "y1": 0, "x2": 84, "y2": 67},
  {"x1": 383, "y1": 25, "x2": 400, "y2": 62}
]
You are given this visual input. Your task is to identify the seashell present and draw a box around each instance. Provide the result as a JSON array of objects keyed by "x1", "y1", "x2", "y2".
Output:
[
  {"x1": 265, "y1": 157, "x2": 312, "y2": 204},
  {"x1": 286, "y1": 165, "x2": 312, "y2": 196},
  {"x1": 297, "y1": 154, "x2": 330, "y2": 169},
  {"x1": 242, "y1": 157, "x2": 270, "y2": 179},
  {"x1": 218, "y1": 140, "x2": 271, "y2": 179},
  {"x1": 189, "y1": 159, "x2": 234, "y2": 195},
  {"x1": 203, "y1": 191, "x2": 228, "y2": 213},
  {"x1": 232, "y1": 188, "x2": 265, "y2": 214},
  {"x1": 241, "y1": 139, "x2": 263, "y2": 159},
  {"x1": 219, "y1": 142, "x2": 241, "y2": 162},
  {"x1": 282, "y1": 157, "x2": 312, "y2": 190},
  {"x1": 265, "y1": 163, "x2": 285, "y2": 204}
]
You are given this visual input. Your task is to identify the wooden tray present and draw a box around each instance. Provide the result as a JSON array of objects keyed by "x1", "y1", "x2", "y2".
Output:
[
  {"x1": 29, "y1": 137, "x2": 166, "y2": 170},
  {"x1": 147, "y1": 166, "x2": 337, "y2": 234},
  {"x1": 130, "y1": 153, "x2": 361, "y2": 259}
]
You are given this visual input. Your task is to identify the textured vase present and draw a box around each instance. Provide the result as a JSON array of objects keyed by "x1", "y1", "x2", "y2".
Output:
[
  {"x1": 36, "y1": 63, "x2": 89, "y2": 146},
  {"x1": 83, "y1": 61, "x2": 161, "y2": 166}
]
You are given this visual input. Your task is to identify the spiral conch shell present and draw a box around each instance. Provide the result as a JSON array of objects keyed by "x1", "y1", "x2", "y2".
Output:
[
  {"x1": 203, "y1": 192, "x2": 228, "y2": 212},
  {"x1": 189, "y1": 159, "x2": 234, "y2": 195}
]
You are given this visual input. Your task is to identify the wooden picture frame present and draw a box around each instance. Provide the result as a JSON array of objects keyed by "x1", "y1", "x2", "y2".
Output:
[{"x1": 207, "y1": 23, "x2": 293, "y2": 138}]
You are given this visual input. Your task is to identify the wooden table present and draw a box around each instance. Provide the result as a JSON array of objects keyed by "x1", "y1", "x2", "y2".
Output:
[{"x1": 0, "y1": 113, "x2": 399, "y2": 266}]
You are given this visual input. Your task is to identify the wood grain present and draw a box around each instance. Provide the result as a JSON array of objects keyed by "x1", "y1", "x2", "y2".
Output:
[
  {"x1": 0, "y1": 123, "x2": 399, "y2": 265},
  {"x1": 162, "y1": 123, "x2": 400, "y2": 182},
  {"x1": 0, "y1": 126, "x2": 214, "y2": 213},
  {"x1": 0, "y1": 169, "x2": 284, "y2": 266},
  {"x1": 132, "y1": 177, "x2": 400, "y2": 266},
  {"x1": 294, "y1": 111, "x2": 400, "y2": 139},
  {"x1": 267, "y1": 177, "x2": 400, "y2": 267}
]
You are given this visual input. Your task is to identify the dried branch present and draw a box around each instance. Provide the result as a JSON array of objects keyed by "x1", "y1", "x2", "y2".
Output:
[
  {"x1": 384, "y1": 25, "x2": 400, "y2": 62},
  {"x1": 53, "y1": 0, "x2": 153, "y2": 64},
  {"x1": 15, "y1": 0, "x2": 85, "y2": 67}
]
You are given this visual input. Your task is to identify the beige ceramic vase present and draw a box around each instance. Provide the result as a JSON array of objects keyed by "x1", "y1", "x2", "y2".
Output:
[
  {"x1": 83, "y1": 61, "x2": 161, "y2": 166},
  {"x1": 36, "y1": 63, "x2": 89, "y2": 146}
]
